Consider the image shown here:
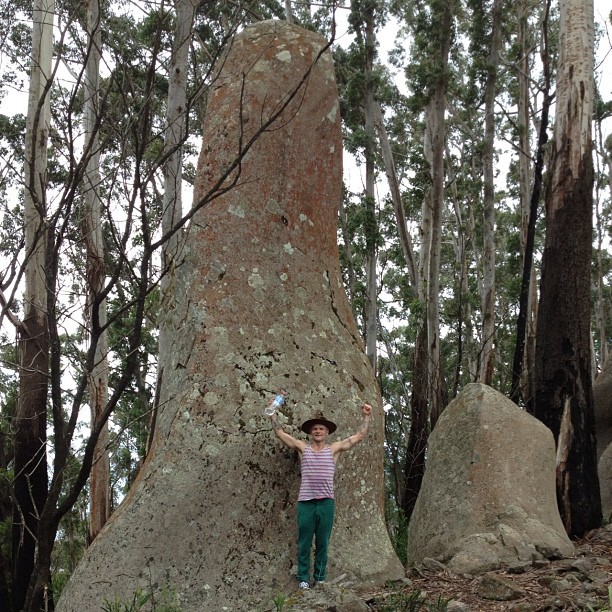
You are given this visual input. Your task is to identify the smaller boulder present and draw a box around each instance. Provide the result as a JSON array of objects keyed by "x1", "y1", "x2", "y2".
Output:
[
  {"x1": 477, "y1": 573, "x2": 525, "y2": 601},
  {"x1": 594, "y1": 356, "x2": 612, "y2": 462},
  {"x1": 407, "y1": 383, "x2": 573, "y2": 574},
  {"x1": 598, "y1": 442, "x2": 612, "y2": 521}
]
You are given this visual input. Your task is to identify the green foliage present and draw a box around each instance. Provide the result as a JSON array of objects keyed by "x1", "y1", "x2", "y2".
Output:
[
  {"x1": 102, "y1": 584, "x2": 182, "y2": 612},
  {"x1": 385, "y1": 503, "x2": 409, "y2": 566},
  {"x1": 377, "y1": 587, "x2": 451, "y2": 611},
  {"x1": 49, "y1": 452, "x2": 88, "y2": 600},
  {"x1": 595, "y1": 97, "x2": 612, "y2": 123},
  {"x1": 103, "y1": 590, "x2": 151, "y2": 612},
  {"x1": 587, "y1": 585, "x2": 612, "y2": 612},
  {"x1": 272, "y1": 592, "x2": 288, "y2": 611},
  {"x1": 0, "y1": 470, "x2": 12, "y2": 597}
]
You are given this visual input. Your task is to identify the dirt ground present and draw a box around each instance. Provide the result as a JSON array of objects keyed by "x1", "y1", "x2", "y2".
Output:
[{"x1": 358, "y1": 527, "x2": 612, "y2": 611}]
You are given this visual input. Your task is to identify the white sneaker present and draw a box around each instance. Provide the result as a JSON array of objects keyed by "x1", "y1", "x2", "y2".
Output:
[{"x1": 299, "y1": 581, "x2": 310, "y2": 590}]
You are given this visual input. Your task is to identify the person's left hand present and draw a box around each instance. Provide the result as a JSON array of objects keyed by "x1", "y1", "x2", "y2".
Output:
[{"x1": 362, "y1": 403, "x2": 372, "y2": 417}]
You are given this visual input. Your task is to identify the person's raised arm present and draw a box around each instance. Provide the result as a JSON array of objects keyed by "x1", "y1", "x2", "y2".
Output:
[
  {"x1": 331, "y1": 403, "x2": 372, "y2": 457},
  {"x1": 270, "y1": 412, "x2": 307, "y2": 453}
]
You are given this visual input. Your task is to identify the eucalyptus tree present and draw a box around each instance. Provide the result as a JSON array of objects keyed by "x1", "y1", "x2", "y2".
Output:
[
  {"x1": 509, "y1": 0, "x2": 554, "y2": 406},
  {"x1": 0, "y1": 346, "x2": 17, "y2": 609},
  {"x1": 512, "y1": 0, "x2": 539, "y2": 404},
  {"x1": 82, "y1": 0, "x2": 110, "y2": 542},
  {"x1": 344, "y1": 0, "x2": 386, "y2": 372},
  {"x1": 400, "y1": 0, "x2": 458, "y2": 430},
  {"x1": 382, "y1": 0, "x2": 458, "y2": 525},
  {"x1": 533, "y1": 0, "x2": 601, "y2": 536},
  {"x1": 12, "y1": 0, "x2": 54, "y2": 607},
  {"x1": 470, "y1": 0, "x2": 505, "y2": 385}
]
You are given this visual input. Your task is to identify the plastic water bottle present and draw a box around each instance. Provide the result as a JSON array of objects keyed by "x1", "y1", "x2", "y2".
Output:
[{"x1": 265, "y1": 390, "x2": 287, "y2": 416}]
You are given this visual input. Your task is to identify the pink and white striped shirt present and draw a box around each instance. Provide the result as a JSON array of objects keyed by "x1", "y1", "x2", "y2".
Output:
[{"x1": 298, "y1": 445, "x2": 336, "y2": 501}]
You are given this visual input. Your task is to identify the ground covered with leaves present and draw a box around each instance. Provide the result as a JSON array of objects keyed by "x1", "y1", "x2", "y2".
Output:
[{"x1": 357, "y1": 526, "x2": 612, "y2": 611}]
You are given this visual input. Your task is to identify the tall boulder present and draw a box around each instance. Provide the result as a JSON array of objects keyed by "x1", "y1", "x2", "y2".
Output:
[
  {"x1": 57, "y1": 20, "x2": 402, "y2": 612},
  {"x1": 407, "y1": 383, "x2": 573, "y2": 574}
]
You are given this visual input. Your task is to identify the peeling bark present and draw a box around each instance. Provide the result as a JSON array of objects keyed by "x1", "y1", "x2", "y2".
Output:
[{"x1": 534, "y1": 0, "x2": 601, "y2": 537}]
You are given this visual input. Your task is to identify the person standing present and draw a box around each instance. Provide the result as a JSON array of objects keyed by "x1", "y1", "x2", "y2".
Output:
[{"x1": 269, "y1": 402, "x2": 372, "y2": 590}]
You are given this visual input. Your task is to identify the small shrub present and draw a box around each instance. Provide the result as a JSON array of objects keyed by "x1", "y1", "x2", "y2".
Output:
[
  {"x1": 378, "y1": 588, "x2": 450, "y2": 612},
  {"x1": 587, "y1": 584, "x2": 612, "y2": 612},
  {"x1": 272, "y1": 592, "x2": 288, "y2": 611},
  {"x1": 102, "y1": 584, "x2": 182, "y2": 612},
  {"x1": 102, "y1": 589, "x2": 151, "y2": 612}
]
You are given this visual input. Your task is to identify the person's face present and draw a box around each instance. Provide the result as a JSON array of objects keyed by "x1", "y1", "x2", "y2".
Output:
[{"x1": 310, "y1": 424, "x2": 329, "y2": 440}]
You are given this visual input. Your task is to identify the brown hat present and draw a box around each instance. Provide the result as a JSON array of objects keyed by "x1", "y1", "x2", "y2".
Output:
[{"x1": 301, "y1": 412, "x2": 337, "y2": 435}]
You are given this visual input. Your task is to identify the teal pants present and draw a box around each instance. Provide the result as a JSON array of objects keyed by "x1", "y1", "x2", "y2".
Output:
[{"x1": 297, "y1": 498, "x2": 335, "y2": 583}]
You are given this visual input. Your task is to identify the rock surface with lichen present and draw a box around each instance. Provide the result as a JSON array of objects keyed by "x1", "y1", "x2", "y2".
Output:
[
  {"x1": 407, "y1": 383, "x2": 573, "y2": 574},
  {"x1": 57, "y1": 19, "x2": 402, "y2": 612}
]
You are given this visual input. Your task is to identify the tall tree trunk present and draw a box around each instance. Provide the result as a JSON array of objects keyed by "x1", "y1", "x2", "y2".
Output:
[
  {"x1": 374, "y1": 93, "x2": 426, "y2": 520},
  {"x1": 424, "y1": 0, "x2": 454, "y2": 427},
  {"x1": 517, "y1": 0, "x2": 532, "y2": 261},
  {"x1": 479, "y1": 0, "x2": 504, "y2": 385},
  {"x1": 84, "y1": 0, "x2": 110, "y2": 543},
  {"x1": 284, "y1": 0, "x2": 294, "y2": 23},
  {"x1": 373, "y1": 100, "x2": 418, "y2": 292},
  {"x1": 534, "y1": 0, "x2": 601, "y2": 537},
  {"x1": 401, "y1": 322, "x2": 428, "y2": 521},
  {"x1": 363, "y1": 6, "x2": 378, "y2": 371},
  {"x1": 595, "y1": 118, "x2": 611, "y2": 366},
  {"x1": 0, "y1": 421, "x2": 10, "y2": 610},
  {"x1": 516, "y1": 0, "x2": 538, "y2": 404},
  {"x1": 156, "y1": 0, "x2": 197, "y2": 449},
  {"x1": 159, "y1": 0, "x2": 196, "y2": 350},
  {"x1": 447, "y1": 156, "x2": 472, "y2": 396},
  {"x1": 339, "y1": 199, "x2": 357, "y2": 308},
  {"x1": 13, "y1": 0, "x2": 54, "y2": 608},
  {"x1": 511, "y1": 0, "x2": 552, "y2": 406}
]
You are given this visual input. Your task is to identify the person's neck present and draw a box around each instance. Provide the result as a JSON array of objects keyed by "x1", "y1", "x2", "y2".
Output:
[{"x1": 311, "y1": 440, "x2": 327, "y2": 451}]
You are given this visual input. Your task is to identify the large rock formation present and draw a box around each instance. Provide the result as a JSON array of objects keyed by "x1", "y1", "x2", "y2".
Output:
[
  {"x1": 407, "y1": 383, "x2": 573, "y2": 574},
  {"x1": 57, "y1": 20, "x2": 402, "y2": 612}
]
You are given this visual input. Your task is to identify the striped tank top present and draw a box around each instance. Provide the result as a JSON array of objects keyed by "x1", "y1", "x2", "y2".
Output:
[{"x1": 298, "y1": 445, "x2": 336, "y2": 501}]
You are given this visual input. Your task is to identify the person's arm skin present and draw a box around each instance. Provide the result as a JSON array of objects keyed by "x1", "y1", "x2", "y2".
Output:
[
  {"x1": 270, "y1": 412, "x2": 307, "y2": 453},
  {"x1": 330, "y1": 403, "x2": 372, "y2": 459}
]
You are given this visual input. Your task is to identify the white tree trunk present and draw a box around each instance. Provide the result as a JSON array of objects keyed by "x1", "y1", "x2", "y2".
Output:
[
  {"x1": 552, "y1": 0, "x2": 594, "y2": 184},
  {"x1": 155, "y1": 0, "x2": 198, "y2": 454},
  {"x1": 373, "y1": 100, "x2": 418, "y2": 292},
  {"x1": 24, "y1": 0, "x2": 53, "y2": 307},
  {"x1": 595, "y1": 122, "x2": 611, "y2": 366},
  {"x1": 426, "y1": 90, "x2": 445, "y2": 427},
  {"x1": 83, "y1": 0, "x2": 109, "y2": 543},
  {"x1": 517, "y1": 0, "x2": 537, "y2": 403},
  {"x1": 363, "y1": 13, "x2": 378, "y2": 371},
  {"x1": 14, "y1": 0, "x2": 54, "y2": 608},
  {"x1": 479, "y1": 0, "x2": 504, "y2": 385},
  {"x1": 158, "y1": 0, "x2": 197, "y2": 355}
]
